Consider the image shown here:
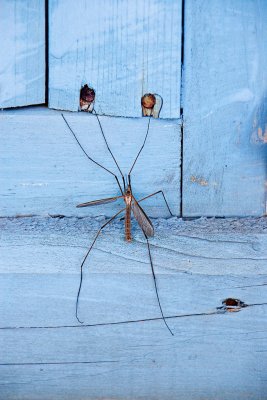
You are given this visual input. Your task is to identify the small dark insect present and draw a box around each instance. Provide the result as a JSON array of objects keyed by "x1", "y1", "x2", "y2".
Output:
[
  {"x1": 61, "y1": 101, "x2": 174, "y2": 335},
  {"x1": 80, "y1": 85, "x2": 95, "y2": 112},
  {"x1": 217, "y1": 298, "x2": 247, "y2": 312}
]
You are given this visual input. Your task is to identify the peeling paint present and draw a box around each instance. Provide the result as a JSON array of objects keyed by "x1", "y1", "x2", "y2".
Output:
[
  {"x1": 257, "y1": 124, "x2": 267, "y2": 143},
  {"x1": 19, "y1": 182, "x2": 49, "y2": 187},
  {"x1": 190, "y1": 176, "x2": 208, "y2": 186}
]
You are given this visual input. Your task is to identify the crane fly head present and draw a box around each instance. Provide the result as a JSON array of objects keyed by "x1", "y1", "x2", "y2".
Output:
[
  {"x1": 125, "y1": 184, "x2": 132, "y2": 196},
  {"x1": 124, "y1": 175, "x2": 132, "y2": 195}
]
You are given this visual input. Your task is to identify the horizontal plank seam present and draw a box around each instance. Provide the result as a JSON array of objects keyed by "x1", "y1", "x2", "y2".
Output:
[
  {"x1": 209, "y1": 283, "x2": 267, "y2": 291},
  {"x1": 0, "y1": 360, "x2": 118, "y2": 367},
  {"x1": 138, "y1": 240, "x2": 267, "y2": 261},
  {"x1": 5, "y1": 242, "x2": 265, "y2": 262},
  {"x1": 1, "y1": 236, "x2": 257, "y2": 248},
  {"x1": 1, "y1": 303, "x2": 266, "y2": 331}
]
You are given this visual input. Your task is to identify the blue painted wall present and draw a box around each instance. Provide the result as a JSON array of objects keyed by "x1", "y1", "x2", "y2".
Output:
[
  {"x1": 1, "y1": 0, "x2": 266, "y2": 216},
  {"x1": 183, "y1": 0, "x2": 267, "y2": 216}
]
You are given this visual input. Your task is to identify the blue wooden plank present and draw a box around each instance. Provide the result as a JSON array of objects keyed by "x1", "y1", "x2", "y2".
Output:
[
  {"x1": 1, "y1": 216, "x2": 267, "y2": 399},
  {"x1": 182, "y1": 0, "x2": 267, "y2": 216},
  {"x1": 1, "y1": 307, "x2": 266, "y2": 400},
  {"x1": 0, "y1": 0, "x2": 45, "y2": 108},
  {"x1": 0, "y1": 107, "x2": 181, "y2": 217},
  {"x1": 48, "y1": 0, "x2": 182, "y2": 118}
]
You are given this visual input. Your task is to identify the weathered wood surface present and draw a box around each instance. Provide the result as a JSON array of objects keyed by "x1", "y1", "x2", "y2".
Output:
[
  {"x1": 49, "y1": 0, "x2": 182, "y2": 118},
  {"x1": 0, "y1": 0, "x2": 45, "y2": 108},
  {"x1": 0, "y1": 217, "x2": 267, "y2": 399},
  {"x1": 182, "y1": 0, "x2": 267, "y2": 217},
  {"x1": 0, "y1": 107, "x2": 181, "y2": 217}
]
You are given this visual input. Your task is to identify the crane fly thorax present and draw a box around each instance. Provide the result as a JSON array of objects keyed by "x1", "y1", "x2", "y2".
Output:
[
  {"x1": 124, "y1": 193, "x2": 132, "y2": 206},
  {"x1": 124, "y1": 186, "x2": 132, "y2": 206}
]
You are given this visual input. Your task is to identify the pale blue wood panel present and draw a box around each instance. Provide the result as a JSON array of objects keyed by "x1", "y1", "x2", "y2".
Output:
[
  {"x1": 0, "y1": 308, "x2": 266, "y2": 400},
  {"x1": 0, "y1": 0, "x2": 45, "y2": 108},
  {"x1": 0, "y1": 217, "x2": 267, "y2": 399},
  {"x1": 183, "y1": 0, "x2": 267, "y2": 216},
  {"x1": 1, "y1": 217, "x2": 267, "y2": 326},
  {"x1": 49, "y1": 0, "x2": 182, "y2": 118},
  {"x1": 0, "y1": 107, "x2": 181, "y2": 217}
]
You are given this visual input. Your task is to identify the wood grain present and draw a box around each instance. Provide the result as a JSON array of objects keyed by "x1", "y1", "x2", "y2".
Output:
[
  {"x1": 182, "y1": 0, "x2": 267, "y2": 216},
  {"x1": 0, "y1": 217, "x2": 266, "y2": 399},
  {"x1": 48, "y1": 0, "x2": 182, "y2": 118},
  {"x1": 0, "y1": 0, "x2": 45, "y2": 108},
  {"x1": 0, "y1": 107, "x2": 181, "y2": 217}
]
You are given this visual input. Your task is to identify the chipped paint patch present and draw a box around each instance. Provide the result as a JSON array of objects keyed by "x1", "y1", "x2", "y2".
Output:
[
  {"x1": 257, "y1": 125, "x2": 267, "y2": 143},
  {"x1": 20, "y1": 182, "x2": 49, "y2": 187},
  {"x1": 190, "y1": 176, "x2": 208, "y2": 186}
]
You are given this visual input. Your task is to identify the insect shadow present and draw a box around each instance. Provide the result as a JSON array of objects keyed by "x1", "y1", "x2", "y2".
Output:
[{"x1": 61, "y1": 105, "x2": 174, "y2": 335}]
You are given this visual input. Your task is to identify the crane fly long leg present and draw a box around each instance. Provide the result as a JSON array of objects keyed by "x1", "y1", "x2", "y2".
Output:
[
  {"x1": 131, "y1": 194, "x2": 173, "y2": 334},
  {"x1": 77, "y1": 195, "x2": 123, "y2": 208},
  {"x1": 144, "y1": 232, "x2": 174, "y2": 336},
  {"x1": 76, "y1": 207, "x2": 125, "y2": 324},
  {"x1": 138, "y1": 190, "x2": 173, "y2": 216}
]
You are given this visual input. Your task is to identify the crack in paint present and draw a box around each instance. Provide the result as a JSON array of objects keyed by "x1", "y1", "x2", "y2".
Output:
[{"x1": 0, "y1": 303, "x2": 266, "y2": 331}]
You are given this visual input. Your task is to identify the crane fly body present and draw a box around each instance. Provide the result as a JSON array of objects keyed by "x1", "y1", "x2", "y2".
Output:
[
  {"x1": 124, "y1": 184, "x2": 133, "y2": 242},
  {"x1": 61, "y1": 97, "x2": 174, "y2": 335},
  {"x1": 77, "y1": 181, "x2": 154, "y2": 243}
]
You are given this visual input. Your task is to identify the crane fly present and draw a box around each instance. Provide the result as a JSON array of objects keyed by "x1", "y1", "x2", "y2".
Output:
[
  {"x1": 77, "y1": 179, "x2": 154, "y2": 242},
  {"x1": 61, "y1": 104, "x2": 174, "y2": 335}
]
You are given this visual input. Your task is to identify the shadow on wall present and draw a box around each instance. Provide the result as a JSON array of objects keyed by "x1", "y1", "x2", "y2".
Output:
[
  {"x1": 251, "y1": 95, "x2": 267, "y2": 145},
  {"x1": 250, "y1": 94, "x2": 267, "y2": 214}
]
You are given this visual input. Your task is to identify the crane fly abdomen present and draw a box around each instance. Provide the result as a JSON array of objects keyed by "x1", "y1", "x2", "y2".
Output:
[
  {"x1": 125, "y1": 203, "x2": 132, "y2": 242},
  {"x1": 124, "y1": 190, "x2": 132, "y2": 242}
]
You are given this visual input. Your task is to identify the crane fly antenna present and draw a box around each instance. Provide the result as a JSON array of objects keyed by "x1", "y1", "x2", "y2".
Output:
[
  {"x1": 92, "y1": 110, "x2": 126, "y2": 191},
  {"x1": 61, "y1": 114, "x2": 124, "y2": 195},
  {"x1": 128, "y1": 109, "x2": 153, "y2": 177}
]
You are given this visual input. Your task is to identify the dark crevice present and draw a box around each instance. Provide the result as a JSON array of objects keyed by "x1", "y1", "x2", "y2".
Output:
[
  {"x1": 179, "y1": 0, "x2": 185, "y2": 217},
  {"x1": 180, "y1": 120, "x2": 184, "y2": 217},
  {"x1": 0, "y1": 360, "x2": 118, "y2": 367},
  {"x1": 45, "y1": 0, "x2": 49, "y2": 105},
  {"x1": 180, "y1": 0, "x2": 185, "y2": 74},
  {"x1": 1, "y1": 302, "x2": 266, "y2": 331},
  {"x1": 1, "y1": 104, "x2": 45, "y2": 112}
]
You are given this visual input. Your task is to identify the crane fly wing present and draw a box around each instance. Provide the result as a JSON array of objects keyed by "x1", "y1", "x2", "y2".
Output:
[
  {"x1": 77, "y1": 196, "x2": 123, "y2": 208},
  {"x1": 132, "y1": 196, "x2": 154, "y2": 237}
]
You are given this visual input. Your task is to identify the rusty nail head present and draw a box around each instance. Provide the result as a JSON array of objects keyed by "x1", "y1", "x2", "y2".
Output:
[{"x1": 141, "y1": 93, "x2": 156, "y2": 109}]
